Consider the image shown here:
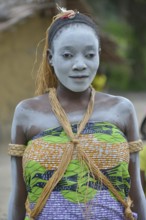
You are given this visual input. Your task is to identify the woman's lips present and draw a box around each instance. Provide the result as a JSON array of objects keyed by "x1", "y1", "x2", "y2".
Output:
[{"x1": 69, "y1": 75, "x2": 88, "y2": 78}]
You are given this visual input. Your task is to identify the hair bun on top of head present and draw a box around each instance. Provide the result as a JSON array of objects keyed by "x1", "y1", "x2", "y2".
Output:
[{"x1": 48, "y1": 4, "x2": 99, "y2": 47}]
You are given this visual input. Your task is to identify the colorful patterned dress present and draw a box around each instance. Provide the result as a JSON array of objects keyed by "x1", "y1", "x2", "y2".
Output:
[{"x1": 22, "y1": 122, "x2": 137, "y2": 220}]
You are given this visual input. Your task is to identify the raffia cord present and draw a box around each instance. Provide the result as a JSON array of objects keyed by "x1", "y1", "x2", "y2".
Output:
[
  {"x1": 129, "y1": 140, "x2": 143, "y2": 153},
  {"x1": 49, "y1": 87, "x2": 96, "y2": 138},
  {"x1": 25, "y1": 143, "x2": 74, "y2": 218},
  {"x1": 48, "y1": 88, "x2": 75, "y2": 139},
  {"x1": 25, "y1": 87, "x2": 135, "y2": 220},
  {"x1": 77, "y1": 146, "x2": 135, "y2": 220},
  {"x1": 8, "y1": 144, "x2": 26, "y2": 157},
  {"x1": 35, "y1": 9, "x2": 77, "y2": 95},
  {"x1": 52, "y1": 9, "x2": 76, "y2": 23},
  {"x1": 25, "y1": 87, "x2": 95, "y2": 218},
  {"x1": 48, "y1": 87, "x2": 134, "y2": 220}
]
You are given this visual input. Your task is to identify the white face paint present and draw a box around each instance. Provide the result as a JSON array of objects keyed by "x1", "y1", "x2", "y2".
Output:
[{"x1": 51, "y1": 24, "x2": 100, "y2": 92}]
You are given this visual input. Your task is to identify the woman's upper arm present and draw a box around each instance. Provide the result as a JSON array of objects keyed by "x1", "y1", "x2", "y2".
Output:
[
  {"x1": 11, "y1": 102, "x2": 28, "y2": 144},
  {"x1": 8, "y1": 102, "x2": 28, "y2": 219},
  {"x1": 123, "y1": 99, "x2": 146, "y2": 218},
  {"x1": 124, "y1": 99, "x2": 139, "y2": 142},
  {"x1": 10, "y1": 102, "x2": 27, "y2": 189}
]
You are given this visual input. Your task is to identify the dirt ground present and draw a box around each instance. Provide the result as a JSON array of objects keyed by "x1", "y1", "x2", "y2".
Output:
[{"x1": 0, "y1": 92, "x2": 146, "y2": 219}]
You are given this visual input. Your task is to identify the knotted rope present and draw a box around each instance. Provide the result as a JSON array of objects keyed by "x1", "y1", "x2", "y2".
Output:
[{"x1": 26, "y1": 87, "x2": 135, "y2": 220}]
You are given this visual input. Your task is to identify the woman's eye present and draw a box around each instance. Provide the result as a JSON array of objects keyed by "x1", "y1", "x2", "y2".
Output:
[
  {"x1": 62, "y1": 53, "x2": 73, "y2": 59},
  {"x1": 86, "y1": 53, "x2": 95, "y2": 58}
]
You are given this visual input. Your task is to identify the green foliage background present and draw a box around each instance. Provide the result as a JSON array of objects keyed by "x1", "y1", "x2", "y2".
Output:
[{"x1": 87, "y1": 0, "x2": 146, "y2": 91}]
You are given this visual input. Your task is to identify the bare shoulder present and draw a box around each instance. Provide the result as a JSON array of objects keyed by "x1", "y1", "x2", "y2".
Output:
[
  {"x1": 96, "y1": 91, "x2": 135, "y2": 113},
  {"x1": 11, "y1": 93, "x2": 51, "y2": 143},
  {"x1": 15, "y1": 93, "x2": 49, "y2": 113},
  {"x1": 13, "y1": 93, "x2": 50, "y2": 126},
  {"x1": 94, "y1": 92, "x2": 138, "y2": 138},
  {"x1": 113, "y1": 94, "x2": 135, "y2": 112}
]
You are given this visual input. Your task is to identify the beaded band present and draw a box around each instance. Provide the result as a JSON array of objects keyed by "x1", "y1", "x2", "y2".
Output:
[{"x1": 8, "y1": 144, "x2": 26, "y2": 157}]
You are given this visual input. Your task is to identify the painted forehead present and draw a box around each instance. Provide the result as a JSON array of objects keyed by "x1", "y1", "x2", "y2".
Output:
[
  {"x1": 48, "y1": 12, "x2": 99, "y2": 47},
  {"x1": 53, "y1": 23, "x2": 98, "y2": 42}
]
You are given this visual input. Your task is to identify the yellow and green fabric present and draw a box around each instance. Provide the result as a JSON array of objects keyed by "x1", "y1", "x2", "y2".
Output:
[{"x1": 22, "y1": 122, "x2": 137, "y2": 220}]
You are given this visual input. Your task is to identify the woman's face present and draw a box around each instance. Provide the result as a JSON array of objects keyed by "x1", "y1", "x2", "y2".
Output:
[{"x1": 50, "y1": 24, "x2": 100, "y2": 92}]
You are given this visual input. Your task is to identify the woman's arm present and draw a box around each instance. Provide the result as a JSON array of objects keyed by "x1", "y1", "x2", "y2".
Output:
[
  {"x1": 8, "y1": 102, "x2": 28, "y2": 220},
  {"x1": 140, "y1": 170, "x2": 146, "y2": 193},
  {"x1": 124, "y1": 99, "x2": 146, "y2": 219},
  {"x1": 8, "y1": 157, "x2": 27, "y2": 220},
  {"x1": 129, "y1": 153, "x2": 146, "y2": 219}
]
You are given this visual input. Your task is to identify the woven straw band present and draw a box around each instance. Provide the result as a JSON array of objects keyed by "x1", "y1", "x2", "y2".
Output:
[
  {"x1": 8, "y1": 140, "x2": 142, "y2": 157},
  {"x1": 8, "y1": 144, "x2": 26, "y2": 156},
  {"x1": 129, "y1": 140, "x2": 143, "y2": 153}
]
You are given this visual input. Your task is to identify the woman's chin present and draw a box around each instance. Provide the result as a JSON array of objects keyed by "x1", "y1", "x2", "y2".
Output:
[{"x1": 68, "y1": 87, "x2": 89, "y2": 93}]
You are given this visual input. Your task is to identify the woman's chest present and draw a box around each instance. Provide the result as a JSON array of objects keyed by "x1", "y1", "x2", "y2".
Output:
[{"x1": 26, "y1": 101, "x2": 125, "y2": 142}]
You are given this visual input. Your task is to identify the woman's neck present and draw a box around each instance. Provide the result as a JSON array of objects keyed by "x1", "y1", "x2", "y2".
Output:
[{"x1": 56, "y1": 85, "x2": 92, "y2": 104}]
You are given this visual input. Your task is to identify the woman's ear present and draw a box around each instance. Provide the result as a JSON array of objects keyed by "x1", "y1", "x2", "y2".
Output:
[{"x1": 47, "y1": 49, "x2": 53, "y2": 66}]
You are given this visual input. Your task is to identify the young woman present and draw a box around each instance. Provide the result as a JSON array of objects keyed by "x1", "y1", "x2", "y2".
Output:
[{"x1": 8, "y1": 6, "x2": 146, "y2": 220}]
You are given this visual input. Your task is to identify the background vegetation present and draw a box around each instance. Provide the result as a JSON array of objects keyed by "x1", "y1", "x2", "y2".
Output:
[{"x1": 87, "y1": 0, "x2": 146, "y2": 91}]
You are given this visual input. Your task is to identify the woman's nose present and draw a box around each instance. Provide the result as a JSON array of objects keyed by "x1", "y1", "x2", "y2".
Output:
[{"x1": 72, "y1": 57, "x2": 87, "y2": 71}]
